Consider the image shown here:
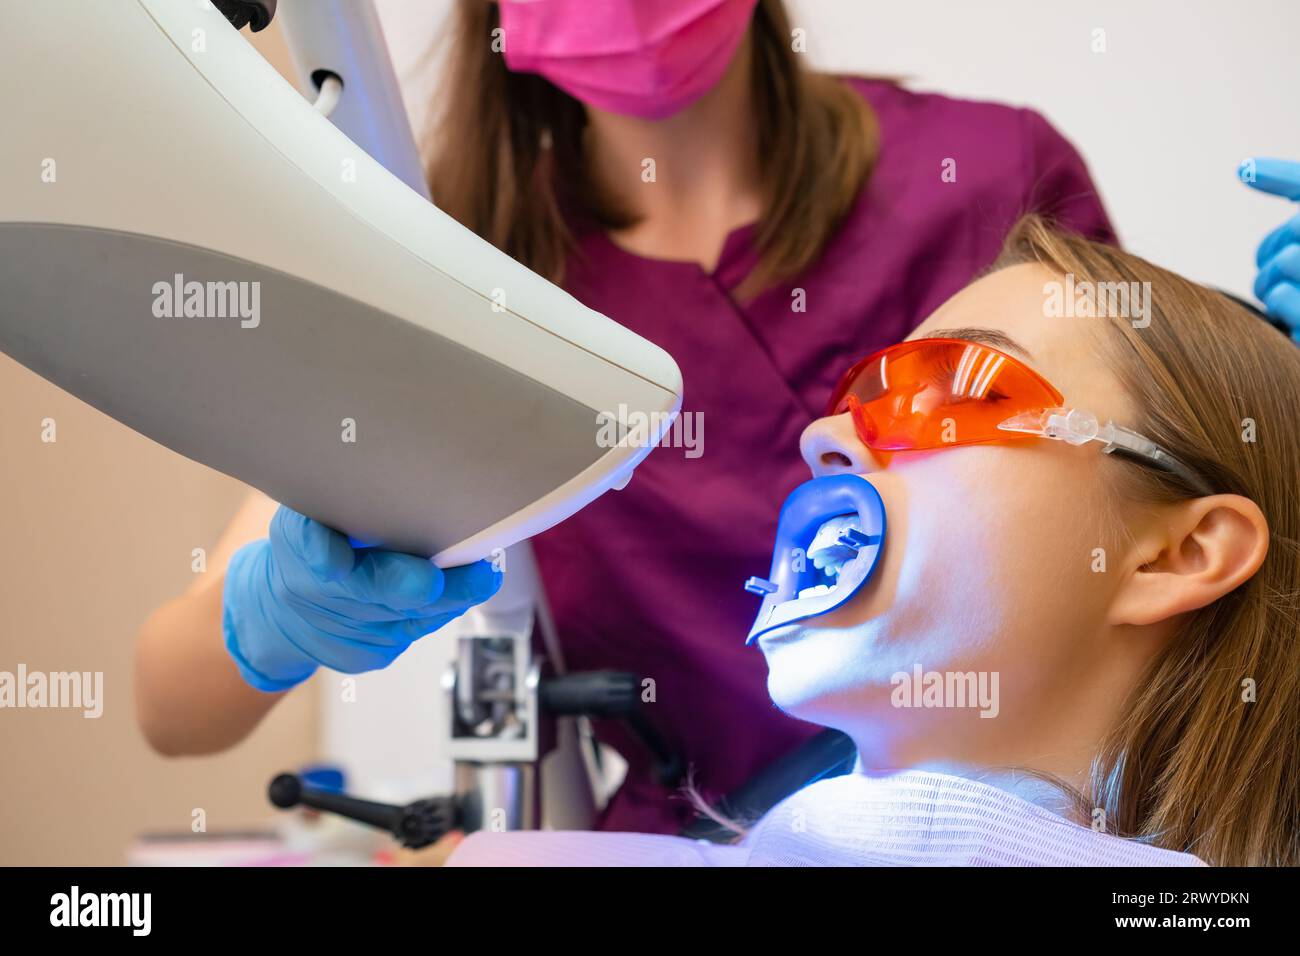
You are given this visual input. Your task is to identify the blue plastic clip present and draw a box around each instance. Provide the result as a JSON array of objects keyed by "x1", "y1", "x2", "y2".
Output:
[{"x1": 838, "y1": 527, "x2": 878, "y2": 550}]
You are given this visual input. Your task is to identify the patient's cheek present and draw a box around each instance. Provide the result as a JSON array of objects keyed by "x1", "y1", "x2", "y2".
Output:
[
  {"x1": 810, "y1": 464, "x2": 998, "y2": 637},
  {"x1": 827, "y1": 458, "x2": 1022, "y2": 651}
]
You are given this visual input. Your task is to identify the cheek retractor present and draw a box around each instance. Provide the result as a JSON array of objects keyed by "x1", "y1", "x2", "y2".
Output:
[{"x1": 744, "y1": 474, "x2": 886, "y2": 644}]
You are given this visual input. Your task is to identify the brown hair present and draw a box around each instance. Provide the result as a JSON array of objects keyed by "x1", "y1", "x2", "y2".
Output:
[
  {"x1": 422, "y1": 0, "x2": 878, "y2": 298},
  {"x1": 994, "y1": 216, "x2": 1300, "y2": 866}
]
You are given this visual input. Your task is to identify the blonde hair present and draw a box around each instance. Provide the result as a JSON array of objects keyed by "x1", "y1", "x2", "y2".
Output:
[{"x1": 993, "y1": 216, "x2": 1300, "y2": 865}]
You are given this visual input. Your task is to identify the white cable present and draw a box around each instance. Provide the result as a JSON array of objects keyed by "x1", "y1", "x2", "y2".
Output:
[{"x1": 312, "y1": 74, "x2": 343, "y2": 117}]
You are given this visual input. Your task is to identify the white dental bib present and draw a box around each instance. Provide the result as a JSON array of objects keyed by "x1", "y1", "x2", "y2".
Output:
[{"x1": 447, "y1": 770, "x2": 1206, "y2": 867}]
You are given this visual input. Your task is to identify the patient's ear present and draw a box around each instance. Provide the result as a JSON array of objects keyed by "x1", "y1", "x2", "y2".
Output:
[{"x1": 1110, "y1": 495, "x2": 1269, "y2": 627}]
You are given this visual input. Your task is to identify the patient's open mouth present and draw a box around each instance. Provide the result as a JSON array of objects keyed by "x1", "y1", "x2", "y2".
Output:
[
  {"x1": 797, "y1": 513, "x2": 867, "y2": 598},
  {"x1": 744, "y1": 475, "x2": 887, "y2": 645}
]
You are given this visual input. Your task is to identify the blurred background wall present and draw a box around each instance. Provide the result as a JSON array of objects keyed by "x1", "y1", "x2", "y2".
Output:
[{"x1": 2, "y1": 0, "x2": 1298, "y2": 865}]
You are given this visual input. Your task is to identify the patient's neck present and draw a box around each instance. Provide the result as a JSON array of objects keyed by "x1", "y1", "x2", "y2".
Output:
[{"x1": 841, "y1": 650, "x2": 1140, "y2": 821}]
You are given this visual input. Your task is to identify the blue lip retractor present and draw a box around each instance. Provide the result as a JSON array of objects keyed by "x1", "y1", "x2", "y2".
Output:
[{"x1": 744, "y1": 474, "x2": 886, "y2": 644}]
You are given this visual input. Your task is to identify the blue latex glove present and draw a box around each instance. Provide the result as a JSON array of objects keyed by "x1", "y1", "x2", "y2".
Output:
[
  {"x1": 1240, "y1": 157, "x2": 1300, "y2": 342},
  {"x1": 222, "y1": 506, "x2": 502, "y2": 691}
]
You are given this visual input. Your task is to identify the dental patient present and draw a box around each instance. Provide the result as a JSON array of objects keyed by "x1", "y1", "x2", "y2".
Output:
[{"x1": 448, "y1": 216, "x2": 1300, "y2": 867}]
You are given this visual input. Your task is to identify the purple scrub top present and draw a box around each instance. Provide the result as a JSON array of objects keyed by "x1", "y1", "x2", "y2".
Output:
[{"x1": 530, "y1": 78, "x2": 1116, "y2": 835}]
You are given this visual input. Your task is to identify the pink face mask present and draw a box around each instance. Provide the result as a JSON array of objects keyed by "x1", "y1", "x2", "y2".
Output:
[{"x1": 498, "y1": 0, "x2": 759, "y2": 120}]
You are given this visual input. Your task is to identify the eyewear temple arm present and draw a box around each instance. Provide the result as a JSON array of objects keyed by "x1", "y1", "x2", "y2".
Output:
[{"x1": 998, "y1": 407, "x2": 1216, "y2": 497}]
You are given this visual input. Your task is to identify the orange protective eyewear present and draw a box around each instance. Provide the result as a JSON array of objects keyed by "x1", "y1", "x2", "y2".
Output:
[{"x1": 826, "y1": 337, "x2": 1214, "y2": 495}]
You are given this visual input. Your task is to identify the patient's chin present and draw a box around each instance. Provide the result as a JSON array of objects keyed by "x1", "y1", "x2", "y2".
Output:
[
  {"x1": 762, "y1": 620, "x2": 918, "y2": 732},
  {"x1": 764, "y1": 641, "x2": 870, "y2": 721},
  {"x1": 765, "y1": 670, "x2": 813, "y2": 717},
  {"x1": 765, "y1": 672, "x2": 873, "y2": 732}
]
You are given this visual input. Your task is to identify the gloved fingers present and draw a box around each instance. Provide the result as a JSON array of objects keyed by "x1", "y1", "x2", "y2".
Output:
[
  {"x1": 222, "y1": 541, "x2": 320, "y2": 690},
  {"x1": 268, "y1": 543, "x2": 425, "y2": 626},
  {"x1": 301, "y1": 559, "x2": 498, "y2": 625},
  {"x1": 1253, "y1": 243, "x2": 1300, "y2": 301},
  {"x1": 1255, "y1": 213, "x2": 1300, "y2": 268},
  {"x1": 290, "y1": 628, "x2": 406, "y2": 673},
  {"x1": 270, "y1": 506, "x2": 355, "y2": 583},
  {"x1": 394, "y1": 611, "x2": 463, "y2": 642},
  {"x1": 1241, "y1": 157, "x2": 1300, "y2": 201},
  {"x1": 269, "y1": 515, "x2": 446, "y2": 618},
  {"x1": 273, "y1": 571, "x2": 466, "y2": 646},
  {"x1": 1261, "y1": 281, "x2": 1300, "y2": 341},
  {"x1": 289, "y1": 611, "x2": 463, "y2": 668},
  {"x1": 430, "y1": 560, "x2": 504, "y2": 611},
  {"x1": 223, "y1": 520, "x2": 469, "y2": 688},
  {"x1": 275, "y1": 566, "x2": 460, "y2": 630},
  {"x1": 343, "y1": 549, "x2": 449, "y2": 612}
]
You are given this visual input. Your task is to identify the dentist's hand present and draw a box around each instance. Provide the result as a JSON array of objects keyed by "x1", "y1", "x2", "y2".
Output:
[
  {"x1": 222, "y1": 506, "x2": 502, "y2": 691},
  {"x1": 1241, "y1": 157, "x2": 1300, "y2": 342}
]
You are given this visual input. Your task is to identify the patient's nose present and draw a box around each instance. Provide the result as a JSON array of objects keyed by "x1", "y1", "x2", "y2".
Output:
[{"x1": 800, "y1": 413, "x2": 879, "y2": 476}]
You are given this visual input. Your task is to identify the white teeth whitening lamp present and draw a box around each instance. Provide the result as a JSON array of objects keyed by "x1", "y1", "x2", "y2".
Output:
[{"x1": 0, "y1": 0, "x2": 682, "y2": 567}]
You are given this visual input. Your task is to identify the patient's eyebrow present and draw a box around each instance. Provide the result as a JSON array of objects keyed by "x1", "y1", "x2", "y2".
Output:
[{"x1": 927, "y1": 327, "x2": 1033, "y2": 359}]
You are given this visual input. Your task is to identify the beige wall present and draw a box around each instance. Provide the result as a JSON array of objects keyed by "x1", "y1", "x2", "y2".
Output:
[{"x1": 0, "y1": 22, "x2": 317, "y2": 867}]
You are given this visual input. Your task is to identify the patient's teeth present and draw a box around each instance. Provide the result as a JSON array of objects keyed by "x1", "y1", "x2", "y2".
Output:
[{"x1": 797, "y1": 584, "x2": 833, "y2": 600}]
